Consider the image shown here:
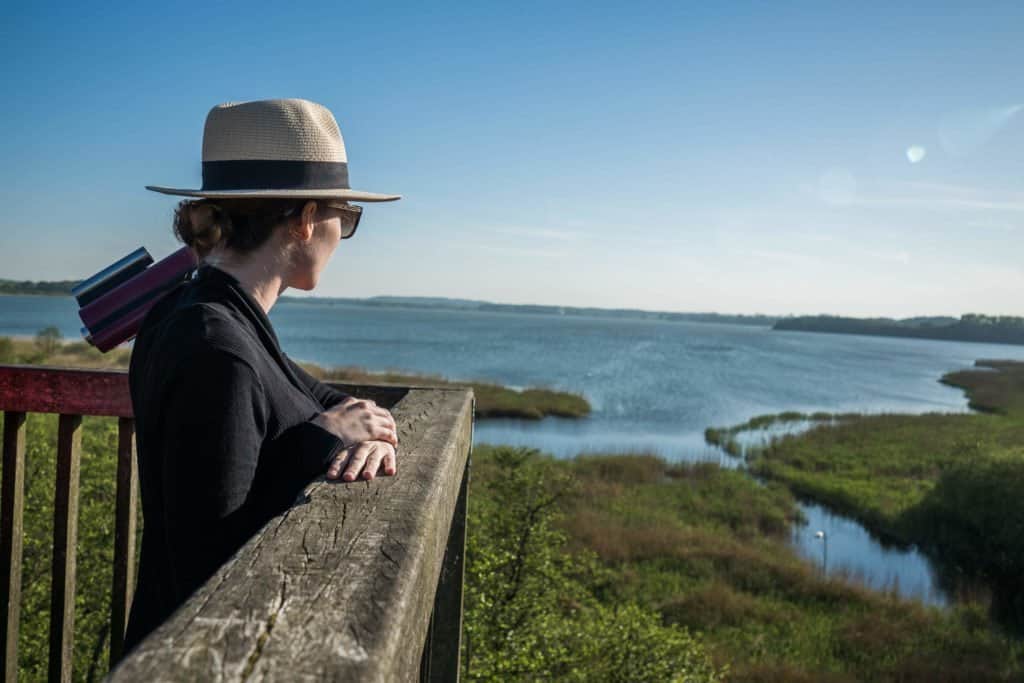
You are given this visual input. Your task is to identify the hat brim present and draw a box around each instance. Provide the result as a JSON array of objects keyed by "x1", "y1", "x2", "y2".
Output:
[{"x1": 145, "y1": 185, "x2": 401, "y2": 202}]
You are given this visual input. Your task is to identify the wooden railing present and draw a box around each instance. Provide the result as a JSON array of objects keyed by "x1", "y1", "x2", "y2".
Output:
[
  {"x1": 0, "y1": 364, "x2": 473, "y2": 682},
  {"x1": 0, "y1": 365, "x2": 139, "y2": 681}
]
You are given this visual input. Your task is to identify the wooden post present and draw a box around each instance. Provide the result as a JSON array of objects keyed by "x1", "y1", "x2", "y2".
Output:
[
  {"x1": 49, "y1": 414, "x2": 82, "y2": 683},
  {"x1": 0, "y1": 412, "x2": 26, "y2": 683},
  {"x1": 420, "y1": 455, "x2": 470, "y2": 683},
  {"x1": 109, "y1": 417, "x2": 138, "y2": 666}
]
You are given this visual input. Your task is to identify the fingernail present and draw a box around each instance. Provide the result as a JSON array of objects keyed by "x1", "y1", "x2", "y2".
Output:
[
  {"x1": 343, "y1": 472, "x2": 354, "y2": 482},
  {"x1": 363, "y1": 471, "x2": 373, "y2": 480}
]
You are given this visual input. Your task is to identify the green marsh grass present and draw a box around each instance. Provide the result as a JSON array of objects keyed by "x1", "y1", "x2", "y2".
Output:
[
  {"x1": 472, "y1": 445, "x2": 1023, "y2": 681},
  {"x1": 719, "y1": 360, "x2": 1024, "y2": 630}
]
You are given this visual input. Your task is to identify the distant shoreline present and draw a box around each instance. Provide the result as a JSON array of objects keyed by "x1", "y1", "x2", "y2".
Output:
[
  {"x1": 775, "y1": 315, "x2": 1024, "y2": 346},
  {"x1": 0, "y1": 292, "x2": 67, "y2": 297},
  {"x1": 4, "y1": 286, "x2": 1019, "y2": 340},
  {"x1": 0, "y1": 287, "x2": 777, "y2": 326}
]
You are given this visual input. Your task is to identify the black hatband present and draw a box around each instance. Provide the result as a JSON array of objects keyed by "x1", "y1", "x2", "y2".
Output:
[{"x1": 202, "y1": 160, "x2": 350, "y2": 191}]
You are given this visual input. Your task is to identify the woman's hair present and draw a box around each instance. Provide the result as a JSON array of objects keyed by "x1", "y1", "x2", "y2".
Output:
[{"x1": 173, "y1": 198, "x2": 311, "y2": 259}]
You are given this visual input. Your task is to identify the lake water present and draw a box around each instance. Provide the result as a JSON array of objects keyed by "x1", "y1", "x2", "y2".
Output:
[{"x1": 5, "y1": 294, "x2": 1024, "y2": 606}]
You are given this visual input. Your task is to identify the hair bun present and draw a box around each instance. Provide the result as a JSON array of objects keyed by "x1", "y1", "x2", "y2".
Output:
[{"x1": 173, "y1": 200, "x2": 232, "y2": 258}]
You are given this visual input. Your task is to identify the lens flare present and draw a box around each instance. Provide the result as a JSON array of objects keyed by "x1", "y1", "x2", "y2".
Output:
[{"x1": 906, "y1": 146, "x2": 927, "y2": 163}]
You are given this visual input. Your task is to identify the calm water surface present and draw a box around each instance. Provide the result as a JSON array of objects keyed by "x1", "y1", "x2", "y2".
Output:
[{"x1": 5, "y1": 294, "x2": 1024, "y2": 605}]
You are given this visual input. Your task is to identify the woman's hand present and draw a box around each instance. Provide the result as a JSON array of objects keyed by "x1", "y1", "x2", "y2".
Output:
[
  {"x1": 326, "y1": 440, "x2": 397, "y2": 482},
  {"x1": 313, "y1": 396, "x2": 398, "y2": 448}
]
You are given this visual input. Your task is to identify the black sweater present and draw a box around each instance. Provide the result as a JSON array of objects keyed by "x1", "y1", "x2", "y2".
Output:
[{"x1": 123, "y1": 263, "x2": 350, "y2": 653}]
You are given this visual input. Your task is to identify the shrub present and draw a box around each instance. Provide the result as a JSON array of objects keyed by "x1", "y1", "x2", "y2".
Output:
[
  {"x1": 0, "y1": 337, "x2": 14, "y2": 363},
  {"x1": 34, "y1": 326, "x2": 63, "y2": 356},
  {"x1": 464, "y1": 445, "x2": 723, "y2": 682}
]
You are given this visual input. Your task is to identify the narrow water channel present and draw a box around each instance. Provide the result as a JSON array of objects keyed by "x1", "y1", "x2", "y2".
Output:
[
  {"x1": 476, "y1": 418, "x2": 960, "y2": 608},
  {"x1": 722, "y1": 423, "x2": 957, "y2": 606},
  {"x1": 792, "y1": 500, "x2": 948, "y2": 606}
]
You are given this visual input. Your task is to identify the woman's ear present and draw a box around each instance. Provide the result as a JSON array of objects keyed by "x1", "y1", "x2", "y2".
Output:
[{"x1": 290, "y1": 200, "x2": 319, "y2": 242}]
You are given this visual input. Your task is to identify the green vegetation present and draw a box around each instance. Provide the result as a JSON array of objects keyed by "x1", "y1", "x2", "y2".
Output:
[
  {"x1": 0, "y1": 335, "x2": 132, "y2": 369},
  {"x1": 775, "y1": 313, "x2": 1024, "y2": 345},
  {"x1": 285, "y1": 294, "x2": 784, "y2": 326},
  {"x1": 8, "y1": 327, "x2": 1024, "y2": 678},
  {"x1": 3, "y1": 412, "x2": 1021, "y2": 680},
  {"x1": 0, "y1": 334, "x2": 591, "y2": 421},
  {"x1": 719, "y1": 360, "x2": 1024, "y2": 628},
  {"x1": 0, "y1": 411, "x2": 126, "y2": 681},
  {"x1": 704, "y1": 411, "x2": 849, "y2": 457},
  {"x1": 34, "y1": 326, "x2": 64, "y2": 357},
  {"x1": 465, "y1": 446, "x2": 723, "y2": 682},
  {"x1": 0, "y1": 279, "x2": 79, "y2": 296},
  {"x1": 942, "y1": 360, "x2": 1024, "y2": 414},
  {"x1": 296, "y1": 362, "x2": 590, "y2": 420},
  {"x1": 470, "y1": 445, "x2": 1023, "y2": 681}
]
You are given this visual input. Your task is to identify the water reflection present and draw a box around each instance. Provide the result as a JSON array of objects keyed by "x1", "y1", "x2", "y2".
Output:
[{"x1": 793, "y1": 500, "x2": 948, "y2": 606}]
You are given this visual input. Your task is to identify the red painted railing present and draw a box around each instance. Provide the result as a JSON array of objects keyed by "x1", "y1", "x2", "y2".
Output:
[{"x1": 0, "y1": 364, "x2": 137, "y2": 682}]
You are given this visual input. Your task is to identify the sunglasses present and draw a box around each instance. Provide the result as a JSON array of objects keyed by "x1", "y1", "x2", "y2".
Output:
[
  {"x1": 322, "y1": 202, "x2": 363, "y2": 239},
  {"x1": 282, "y1": 201, "x2": 363, "y2": 239}
]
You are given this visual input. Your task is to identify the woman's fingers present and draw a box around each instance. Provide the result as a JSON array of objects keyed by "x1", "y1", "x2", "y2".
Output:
[
  {"x1": 369, "y1": 416, "x2": 398, "y2": 446},
  {"x1": 327, "y1": 446, "x2": 353, "y2": 480},
  {"x1": 382, "y1": 444, "x2": 397, "y2": 476},
  {"x1": 327, "y1": 441, "x2": 398, "y2": 482},
  {"x1": 341, "y1": 442, "x2": 372, "y2": 482},
  {"x1": 361, "y1": 443, "x2": 389, "y2": 480},
  {"x1": 371, "y1": 405, "x2": 396, "y2": 427}
]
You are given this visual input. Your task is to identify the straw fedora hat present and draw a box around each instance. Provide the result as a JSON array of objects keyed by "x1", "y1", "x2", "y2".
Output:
[{"x1": 146, "y1": 98, "x2": 400, "y2": 202}]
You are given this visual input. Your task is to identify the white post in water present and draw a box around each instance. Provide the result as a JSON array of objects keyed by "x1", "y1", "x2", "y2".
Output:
[{"x1": 814, "y1": 530, "x2": 828, "y2": 574}]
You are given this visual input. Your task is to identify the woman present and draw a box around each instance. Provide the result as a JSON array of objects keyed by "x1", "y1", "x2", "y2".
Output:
[{"x1": 123, "y1": 99, "x2": 402, "y2": 652}]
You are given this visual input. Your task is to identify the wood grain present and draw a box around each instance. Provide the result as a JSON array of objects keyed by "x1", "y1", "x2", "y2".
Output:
[
  {"x1": 109, "y1": 387, "x2": 474, "y2": 682},
  {"x1": 0, "y1": 412, "x2": 26, "y2": 683},
  {"x1": 50, "y1": 414, "x2": 83, "y2": 683},
  {"x1": 420, "y1": 455, "x2": 469, "y2": 683},
  {"x1": 109, "y1": 418, "x2": 138, "y2": 667}
]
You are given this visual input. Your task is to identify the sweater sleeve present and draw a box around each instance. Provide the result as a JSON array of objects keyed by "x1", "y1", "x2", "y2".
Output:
[
  {"x1": 159, "y1": 348, "x2": 349, "y2": 598},
  {"x1": 159, "y1": 347, "x2": 270, "y2": 596},
  {"x1": 284, "y1": 354, "x2": 353, "y2": 409}
]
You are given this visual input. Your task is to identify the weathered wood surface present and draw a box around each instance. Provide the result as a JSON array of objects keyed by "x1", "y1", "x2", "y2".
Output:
[
  {"x1": 419, "y1": 451, "x2": 469, "y2": 683},
  {"x1": 109, "y1": 417, "x2": 138, "y2": 667},
  {"x1": 108, "y1": 386, "x2": 474, "y2": 682},
  {"x1": 0, "y1": 412, "x2": 26, "y2": 683},
  {"x1": 0, "y1": 365, "x2": 132, "y2": 417},
  {"x1": 50, "y1": 414, "x2": 83, "y2": 683}
]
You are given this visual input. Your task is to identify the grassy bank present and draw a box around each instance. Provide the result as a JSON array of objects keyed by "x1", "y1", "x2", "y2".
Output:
[
  {"x1": 470, "y1": 445, "x2": 1023, "y2": 681},
  {"x1": 0, "y1": 334, "x2": 590, "y2": 420},
  {"x1": 296, "y1": 361, "x2": 590, "y2": 420},
  {"x1": 713, "y1": 360, "x2": 1024, "y2": 627},
  {"x1": 704, "y1": 411, "x2": 856, "y2": 457}
]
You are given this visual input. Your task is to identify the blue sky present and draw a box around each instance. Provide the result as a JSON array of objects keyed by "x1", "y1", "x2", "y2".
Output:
[{"x1": 2, "y1": 1, "x2": 1022, "y2": 317}]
